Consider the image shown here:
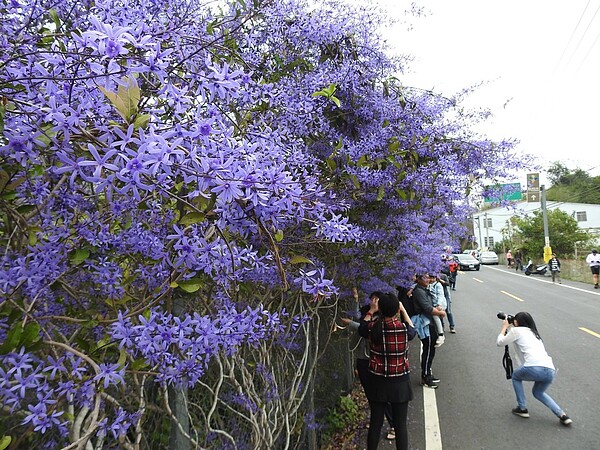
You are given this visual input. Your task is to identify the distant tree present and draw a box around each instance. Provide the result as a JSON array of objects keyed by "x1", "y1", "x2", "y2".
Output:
[
  {"x1": 546, "y1": 162, "x2": 600, "y2": 204},
  {"x1": 512, "y1": 209, "x2": 591, "y2": 258}
]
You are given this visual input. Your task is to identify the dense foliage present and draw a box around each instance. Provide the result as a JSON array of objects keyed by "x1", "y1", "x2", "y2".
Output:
[
  {"x1": 510, "y1": 210, "x2": 591, "y2": 258},
  {"x1": 0, "y1": 0, "x2": 526, "y2": 448},
  {"x1": 546, "y1": 162, "x2": 600, "y2": 204}
]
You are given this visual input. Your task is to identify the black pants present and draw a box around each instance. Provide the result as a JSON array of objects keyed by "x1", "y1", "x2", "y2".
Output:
[
  {"x1": 367, "y1": 400, "x2": 409, "y2": 450},
  {"x1": 421, "y1": 324, "x2": 438, "y2": 378},
  {"x1": 357, "y1": 359, "x2": 393, "y2": 428}
]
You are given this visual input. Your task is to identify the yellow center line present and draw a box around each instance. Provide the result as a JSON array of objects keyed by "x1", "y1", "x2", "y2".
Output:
[
  {"x1": 472, "y1": 278, "x2": 484, "y2": 283},
  {"x1": 580, "y1": 327, "x2": 600, "y2": 339},
  {"x1": 501, "y1": 290, "x2": 524, "y2": 302}
]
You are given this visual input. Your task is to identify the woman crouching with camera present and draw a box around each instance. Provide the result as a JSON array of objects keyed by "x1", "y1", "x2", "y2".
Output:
[
  {"x1": 496, "y1": 312, "x2": 572, "y2": 426},
  {"x1": 359, "y1": 292, "x2": 415, "y2": 450}
]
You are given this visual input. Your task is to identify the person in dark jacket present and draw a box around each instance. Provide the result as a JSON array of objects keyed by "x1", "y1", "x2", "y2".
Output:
[{"x1": 410, "y1": 274, "x2": 446, "y2": 388}]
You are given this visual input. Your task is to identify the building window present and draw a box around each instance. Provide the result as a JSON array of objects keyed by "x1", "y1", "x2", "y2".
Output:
[
  {"x1": 484, "y1": 217, "x2": 493, "y2": 228},
  {"x1": 485, "y1": 237, "x2": 494, "y2": 247},
  {"x1": 576, "y1": 211, "x2": 587, "y2": 222}
]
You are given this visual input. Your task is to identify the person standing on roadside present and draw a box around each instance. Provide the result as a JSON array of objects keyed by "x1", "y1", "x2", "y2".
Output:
[
  {"x1": 438, "y1": 272, "x2": 456, "y2": 333},
  {"x1": 585, "y1": 249, "x2": 600, "y2": 289},
  {"x1": 549, "y1": 254, "x2": 561, "y2": 284},
  {"x1": 410, "y1": 274, "x2": 446, "y2": 388},
  {"x1": 506, "y1": 249, "x2": 513, "y2": 268},
  {"x1": 447, "y1": 257, "x2": 459, "y2": 290},
  {"x1": 496, "y1": 312, "x2": 572, "y2": 426},
  {"x1": 359, "y1": 293, "x2": 415, "y2": 450},
  {"x1": 341, "y1": 293, "x2": 396, "y2": 441},
  {"x1": 514, "y1": 251, "x2": 523, "y2": 272}
]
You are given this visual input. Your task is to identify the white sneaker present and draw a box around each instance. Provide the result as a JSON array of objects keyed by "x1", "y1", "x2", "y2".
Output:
[{"x1": 435, "y1": 335, "x2": 445, "y2": 347}]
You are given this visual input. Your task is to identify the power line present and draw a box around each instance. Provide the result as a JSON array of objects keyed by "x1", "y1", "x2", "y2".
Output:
[
  {"x1": 577, "y1": 26, "x2": 600, "y2": 71},
  {"x1": 563, "y1": 2, "x2": 600, "y2": 70},
  {"x1": 552, "y1": 0, "x2": 592, "y2": 76}
]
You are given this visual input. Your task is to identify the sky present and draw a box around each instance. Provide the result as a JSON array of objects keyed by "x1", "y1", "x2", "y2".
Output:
[{"x1": 370, "y1": 0, "x2": 600, "y2": 187}]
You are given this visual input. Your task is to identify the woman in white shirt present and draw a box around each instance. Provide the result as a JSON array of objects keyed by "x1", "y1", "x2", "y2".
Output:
[{"x1": 496, "y1": 312, "x2": 572, "y2": 426}]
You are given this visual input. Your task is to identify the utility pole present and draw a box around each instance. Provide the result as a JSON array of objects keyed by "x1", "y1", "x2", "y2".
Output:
[
  {"x1": 484, "y1": 212, "x2": 490, "y2": 250},
  {"x1": 476, "y1": 216, "x2": 483, "y2": 250},
  {"x1": 541, "y1": 185, "x2": 552, "y2": 262}
]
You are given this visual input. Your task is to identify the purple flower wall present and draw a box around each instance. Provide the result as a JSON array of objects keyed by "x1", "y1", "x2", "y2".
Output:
[{"x1": 0, "y1": 0, "x2": 528, "y2": 447}]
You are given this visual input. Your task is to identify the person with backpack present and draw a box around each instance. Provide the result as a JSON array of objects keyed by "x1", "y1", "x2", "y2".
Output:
[{"x1": 447, "y1": 257, "x2": 459, "y2": 290}]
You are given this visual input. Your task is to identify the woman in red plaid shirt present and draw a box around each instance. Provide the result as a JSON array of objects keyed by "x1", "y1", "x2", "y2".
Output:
[{"x1": 359, "y1": 292, "x2": 416, "y2": 450}]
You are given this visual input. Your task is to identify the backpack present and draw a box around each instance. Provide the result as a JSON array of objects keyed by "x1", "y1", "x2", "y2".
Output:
[{"x1": 397, "y1": 286, "x2": 416, "y2": 318}]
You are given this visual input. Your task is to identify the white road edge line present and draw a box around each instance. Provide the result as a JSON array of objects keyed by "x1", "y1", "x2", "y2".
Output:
[
  {"x1": 423, "y1": 383, "x2": 442, "y2": 449},
  {"x1": 419, "y1": 341, "x2": 443, "y2": 449},
  {"x1": 483, "y1": 265, "x2": 600, "y2": 296}
]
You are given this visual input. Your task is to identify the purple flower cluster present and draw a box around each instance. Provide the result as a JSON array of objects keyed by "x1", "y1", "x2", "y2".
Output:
[{"x1": 111, "y1": 305, "x2": 285, "y2": 386}]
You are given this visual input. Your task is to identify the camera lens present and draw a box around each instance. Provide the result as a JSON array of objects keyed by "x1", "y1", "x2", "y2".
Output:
[{"x1": 497, "y1": 312, "x2": 506, "y2": 320}]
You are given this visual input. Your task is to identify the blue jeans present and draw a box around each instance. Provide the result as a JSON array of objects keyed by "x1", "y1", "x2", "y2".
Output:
[
  {"x1": 512, "y1": 366, "x2": 564, "y2": 417},
  {"x1": 445, "y1": 293, "x2": 455, "y2": 328}
]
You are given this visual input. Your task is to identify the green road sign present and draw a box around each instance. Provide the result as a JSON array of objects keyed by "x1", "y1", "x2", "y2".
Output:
[{"x1": 484, "y1": 182, "x2": 522, "y2": 203}]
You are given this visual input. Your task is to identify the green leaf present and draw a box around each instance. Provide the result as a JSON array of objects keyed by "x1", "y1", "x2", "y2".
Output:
[
  {"x1": 0, "y1": 324, "x2": 23, "y2": 354},
  {"x1": 290, "y1": 255, "x2": 314, "y2": 265},
  {"x1": 0, "y1": 436, "x2": 12, "y2": 450},
  {"x1": 177, "y1": 279, "x2": 203, "y2": 293},
  {"x1": 17, "y1": 204, "x2": 36, "y2": 215},
  {"x1": 131, "y1": 358, "x2": 149, "y2": 371},
  {"x1": 117, "y1": 347, "x2": 128, "y2": 368},
  {"x1": 20, "y1": 322, "x2": 41, "y2": 348},
  {"x1": 274, "y1": 229, "x2": 284, "y2": 242},
  {"x1": 49, "y1": 9, "x2": 61, "y2": 29},
  {"x1": 0, "y1": 102, "x2": 5, "y2": 135},
  {"x1": 98, "y1": 76, "x2": 140, "y2": 122},
  {"x1": 350, "y1": 174, "x2": 361, "y2": 189},
  {"x1": 179, "y1": 212, "x2": 206, "y2": 225},
  {"x1": 311, "y1": 84, "x2": 340, "y2": 107},
  {"x1": 69, "y1": 248, "x2": 90, "y2": 266},
  {"x1": 376, "y1": 185, "x2": 385, "y2": 201},
  {"x1": 133, "y1": 113, "x2": 151, "y2": 130}
]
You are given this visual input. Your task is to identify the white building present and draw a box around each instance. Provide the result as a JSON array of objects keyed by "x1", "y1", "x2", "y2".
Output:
[{"x1": 471, "y1": 201, "x2": 600, "y2": 251}]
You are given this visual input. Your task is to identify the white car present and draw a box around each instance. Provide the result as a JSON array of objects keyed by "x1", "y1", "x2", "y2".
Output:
[{"x1": 479, "y1": 251, "x2": 499, "y2": 265}]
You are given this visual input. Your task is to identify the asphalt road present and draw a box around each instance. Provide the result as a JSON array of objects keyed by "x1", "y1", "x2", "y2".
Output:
[{"x1": 368, "y1": 265, "x2": 600, "y2": 450}]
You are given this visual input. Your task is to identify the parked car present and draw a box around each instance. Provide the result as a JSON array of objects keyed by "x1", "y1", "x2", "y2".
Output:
[
  {"x1": 479, "y1": 251, "x2": 499, "y2": 265},
  {"x1": 453, "y1": 254, "x2": 481, "y2": 271},
  {"x1": 463, "y1": 249, "x2": 480, "y2": 259}
]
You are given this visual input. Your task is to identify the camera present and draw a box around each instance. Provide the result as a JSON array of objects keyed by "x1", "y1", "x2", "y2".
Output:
[{"x1": 497, "y1": 312, "x2": 515, "y2": 324}]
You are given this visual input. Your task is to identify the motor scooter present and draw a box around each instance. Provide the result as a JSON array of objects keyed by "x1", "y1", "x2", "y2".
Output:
[{"x1": 524, "y1": 260, "x2": 548, "y2": 276}]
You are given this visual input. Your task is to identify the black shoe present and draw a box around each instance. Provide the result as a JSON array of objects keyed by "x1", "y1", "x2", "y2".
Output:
[
  {"x1": 595, "y1": 284, "x2": 599, "y2": 289},
  {"x1": 421, "y1": 376, "x2": 438, "y2": 389},
  {"x1": 430, "y1": 375, "x2": 441, "y2": 383},
  {"x1": 512, "y1": 407, "x2": 529, "y2": 418},
  {"x1": 560, "y1": 414, "x2": 572, "y2": 426}
]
